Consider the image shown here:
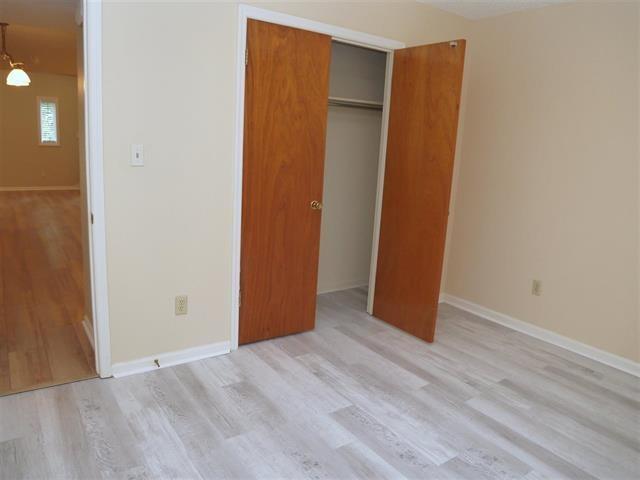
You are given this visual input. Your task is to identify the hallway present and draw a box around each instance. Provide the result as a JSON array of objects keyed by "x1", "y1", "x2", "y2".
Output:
[{"x1": 0, "y1": 191, "x2": 95, "y2": 396}]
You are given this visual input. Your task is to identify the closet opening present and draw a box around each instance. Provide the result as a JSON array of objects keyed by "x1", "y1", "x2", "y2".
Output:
[
  {"x1": 317, "y1": 41, "x2": 388, "y2": 319},
  {"x1": 235, "y1": 7, "x2": 466, "y2": 348}
]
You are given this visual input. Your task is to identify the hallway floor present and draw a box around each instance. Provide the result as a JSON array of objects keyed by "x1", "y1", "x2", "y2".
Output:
[{"x1": 0, "y1": 191, "x2": 95, "y2": 396}]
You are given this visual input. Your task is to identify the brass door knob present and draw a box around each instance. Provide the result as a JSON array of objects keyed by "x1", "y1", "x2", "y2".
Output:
[{"x1": 310, "y1": 200, "x2": 323, "y2": 210}]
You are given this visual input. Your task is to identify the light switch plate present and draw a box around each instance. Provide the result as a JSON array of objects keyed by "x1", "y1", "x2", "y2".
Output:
[{"x1": 130, "y1": 144, "x2": 144, "y2": 166}]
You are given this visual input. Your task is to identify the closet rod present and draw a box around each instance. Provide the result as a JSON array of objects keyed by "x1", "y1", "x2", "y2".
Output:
[{"x1": 328, "y1": 96, "x2": 383, "y2": 111}]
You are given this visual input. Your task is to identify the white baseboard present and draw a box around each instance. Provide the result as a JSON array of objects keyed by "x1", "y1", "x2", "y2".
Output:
[
  {"x1": 318, "y1": 282, "x2": 368, "y2": 295},
  {"x1": 82, "y1": 316, "x2": 95, "y2": 350},
  {"x1": 440, "y1": 293, "x2": 640, "y2": 378},
  {"x1": 111, "y1": 341, "x2": 231, "y2": 378},
  {"x1": 0, "y1": 185, "x2": 80, "y2": 192}
]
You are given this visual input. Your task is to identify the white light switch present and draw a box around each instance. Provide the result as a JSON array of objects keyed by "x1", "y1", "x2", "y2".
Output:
[{"x1": 130, "y1": 144, "x2": 144, "y2": 166}]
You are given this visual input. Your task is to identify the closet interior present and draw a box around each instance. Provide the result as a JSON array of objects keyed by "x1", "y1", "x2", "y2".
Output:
[{"x1": 317, "y1": 41, "x2": 387, "y2": 307}]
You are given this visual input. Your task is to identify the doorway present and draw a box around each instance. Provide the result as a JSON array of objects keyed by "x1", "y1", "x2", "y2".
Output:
[
  {"x1": 0, "y1": 0, "x2": 109, "y2": 394},
  {"x1": 0, "y1": 18, "x2": 95, "y2": 395},
  {"x1": 233, "y1": 6, "x2": 466, "y2": 349},
  {"x1": 233, "y1": 10, "x2": 398, "y2": 349}
]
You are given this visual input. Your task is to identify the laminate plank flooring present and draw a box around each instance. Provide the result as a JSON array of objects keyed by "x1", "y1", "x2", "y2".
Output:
[
  {"x1": 0, "y1": 191, "x2": 96, "y2": 396},
  {"x1": 1, "y1": 287, "x2": 638, "y2": 479}
]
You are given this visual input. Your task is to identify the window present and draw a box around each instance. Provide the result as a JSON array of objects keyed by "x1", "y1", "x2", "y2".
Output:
[{"x1": 38, "y1": 97, "x2": 59, "y2": 146}]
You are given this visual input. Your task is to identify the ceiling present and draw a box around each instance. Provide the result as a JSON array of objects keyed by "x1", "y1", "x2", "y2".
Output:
[
  {"x1": 0, "y1": 1, "x2": 77, "y2": 75},
  {"x1": 0, "y1": 0, "x2": 569, "y2": 28},
  {"x1": 420, "y1": 0, "x2": 570, "y2": 20},
  {"x1": 0, "y1": 0, "x2": 78, "y2": 33}
]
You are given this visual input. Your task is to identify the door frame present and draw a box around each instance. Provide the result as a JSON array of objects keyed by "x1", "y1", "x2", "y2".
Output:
[
  {"x1": 231, "y1": 4, "x2": 404, "y2": 350},
  {"x1": 82, "y1": 0, "x2": 112, "y2": 377}
]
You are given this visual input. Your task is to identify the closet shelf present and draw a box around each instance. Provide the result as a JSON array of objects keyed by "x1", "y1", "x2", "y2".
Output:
[{"x1": 328, "y1": 96, "x2": 383, "y2": 111}]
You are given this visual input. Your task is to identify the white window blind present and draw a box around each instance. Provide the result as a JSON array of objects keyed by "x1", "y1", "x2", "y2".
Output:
[{"x1": 39, "y1": 98, "x2": 58, "y2": 145}]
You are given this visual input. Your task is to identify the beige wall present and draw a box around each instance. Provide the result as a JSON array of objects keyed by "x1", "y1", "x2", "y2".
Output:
[
  {"x1": 318, "y1": 42, "x2": 385, "y2": 294},
  {"x1": 445, "y1": 2, "x2": 639, "y2": 362},
  {"x1": 101, "y1": 1, "x2": 639, "y2": 367},
  {"x1": 0, "y1": 71, "x2": 79, "y2": 188},
  {"x1": 101, "y1": 0, "x2": 470, "y2": 364}
]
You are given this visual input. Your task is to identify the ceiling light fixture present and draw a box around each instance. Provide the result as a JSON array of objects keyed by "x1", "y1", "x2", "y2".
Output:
[{"x1": 0, "y1": 23, "x2": 31, "y2": 87}]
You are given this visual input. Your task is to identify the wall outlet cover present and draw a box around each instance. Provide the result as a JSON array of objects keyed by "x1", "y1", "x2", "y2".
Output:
[
  {"x1": 531, "y1": 280, "x2": 542, "y2": 296},
  {"x1": 175, "y1": 295, "x2": 188, "y2": 315}
]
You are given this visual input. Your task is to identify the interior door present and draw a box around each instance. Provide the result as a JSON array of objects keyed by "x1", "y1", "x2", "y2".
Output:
[
  {"x1": 239, "y1": 20, "x2": 331, "y2": 345},
  {"x1": 373, "y1": 40, "x2": 466, "y2": 342}
]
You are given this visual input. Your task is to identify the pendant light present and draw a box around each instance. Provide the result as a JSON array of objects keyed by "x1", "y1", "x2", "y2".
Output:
[{"x1": 1, "y1": 23, "x2": 31, "y2": 87}]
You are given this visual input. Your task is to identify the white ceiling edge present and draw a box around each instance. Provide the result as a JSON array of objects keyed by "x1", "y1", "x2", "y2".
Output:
[{"x1": 419, "y1": 0, "x2": 572, "y2": 20}]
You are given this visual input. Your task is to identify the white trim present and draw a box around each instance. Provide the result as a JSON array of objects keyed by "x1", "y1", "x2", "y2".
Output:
[
  {"x1": 441, "y1": 293, "x2": 640, "y2": 378},
  {"x1": 231, "y1": 4, "x2": 405, "y2": 351},
  {"x1": 230, "y1": 5, "x2": 247, "y2": 352},
  {"x1": 75, "y1": 0, "x2": 84, "y2": 26},
  {"x1": 366, "y1": 51, "x2": 394, "y2": 315},
  {"x1": 318, "y1": 283, "x2": 368, "y2": 295},
  {"x1": 111, "y1": 341, "x2": 231, "y2": 378},
  {"x1": 82, "y1": 316, "x2": 95, "y2": 350},
  {"x1": 85, "y1": 0, "x2": 112, "y2": 378},
  {"x1": 0, "y1": 185, "x2": 80, "y2": 192},
  {"x1": 238, "y1": 5, "x2": 404, "y2": 52}
]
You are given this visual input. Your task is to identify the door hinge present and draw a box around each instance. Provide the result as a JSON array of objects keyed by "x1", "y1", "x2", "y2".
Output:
[
  {"x1": 90, "y1": 212, "x2": 94, "y2": 224},
  {"x1": 245, "y1": 48, "x2": 248, "y2": 66}
]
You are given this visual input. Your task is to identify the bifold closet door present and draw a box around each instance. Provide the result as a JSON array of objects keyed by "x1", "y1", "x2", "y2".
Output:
[
  {"x1": 373, "y1": 40, "x2": 466, "y2": 342},
  {"x1": 239, "y1": 20, "x2": 331, "y2": 345}
]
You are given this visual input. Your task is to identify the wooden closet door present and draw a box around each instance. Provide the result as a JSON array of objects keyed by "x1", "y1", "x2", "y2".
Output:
[
  {"x1": 373, "y1": 40, "x2": 466, "y2": 342},
  {"x1": 239, "y1": 20, "x2": 331, "y2": 345}
]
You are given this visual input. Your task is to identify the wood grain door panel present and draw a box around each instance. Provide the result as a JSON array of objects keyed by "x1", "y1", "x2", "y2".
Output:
[
  {"x1": 239, "y1": 20, "x2": 331, "y2": 345},
  {"x1": 373, "y1": 40, "x2": 466, "y2": 342}
]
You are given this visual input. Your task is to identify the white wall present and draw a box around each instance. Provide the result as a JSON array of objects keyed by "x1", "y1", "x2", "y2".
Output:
[
  {"x1": 328, "y1": 42, "x2": 386, "y2": 102},
  {"x1": 101, "y1": 0, "x2": 470, "y2": 364},
  {"x1": 319, "y1": 107, "x2": 382, "y2": 293},
  {"x1": 445, "y1": 2, "x2": 639, "y2": 362},
  {"x1": 318, "y1": 42, "x2": 386, "y2": 294}
]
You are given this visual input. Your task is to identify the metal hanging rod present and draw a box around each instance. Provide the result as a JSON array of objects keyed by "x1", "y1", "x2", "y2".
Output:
[
  {"x1": 328, "y1": 96, "x2": 383, "y2": 111},
  {"x1": 1, "y1": 23, "x2": 16, "y2": 66}
]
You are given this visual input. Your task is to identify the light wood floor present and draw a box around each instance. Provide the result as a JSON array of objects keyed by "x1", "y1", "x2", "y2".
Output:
[
  {"x1": 0, "y1": 191, "x2": 96, "y2": 396},
  {"x1": 1, "y1": 288, "x2": 638, "y2": 479}
]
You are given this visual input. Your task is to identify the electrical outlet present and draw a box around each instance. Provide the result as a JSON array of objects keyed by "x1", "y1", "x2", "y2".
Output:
[
  {"x1": 175, "y1": 295, "x2": 188, "y2": 315},
  {"x1": 531, "y1": 280, "x2": 542, "y2": 296}
]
